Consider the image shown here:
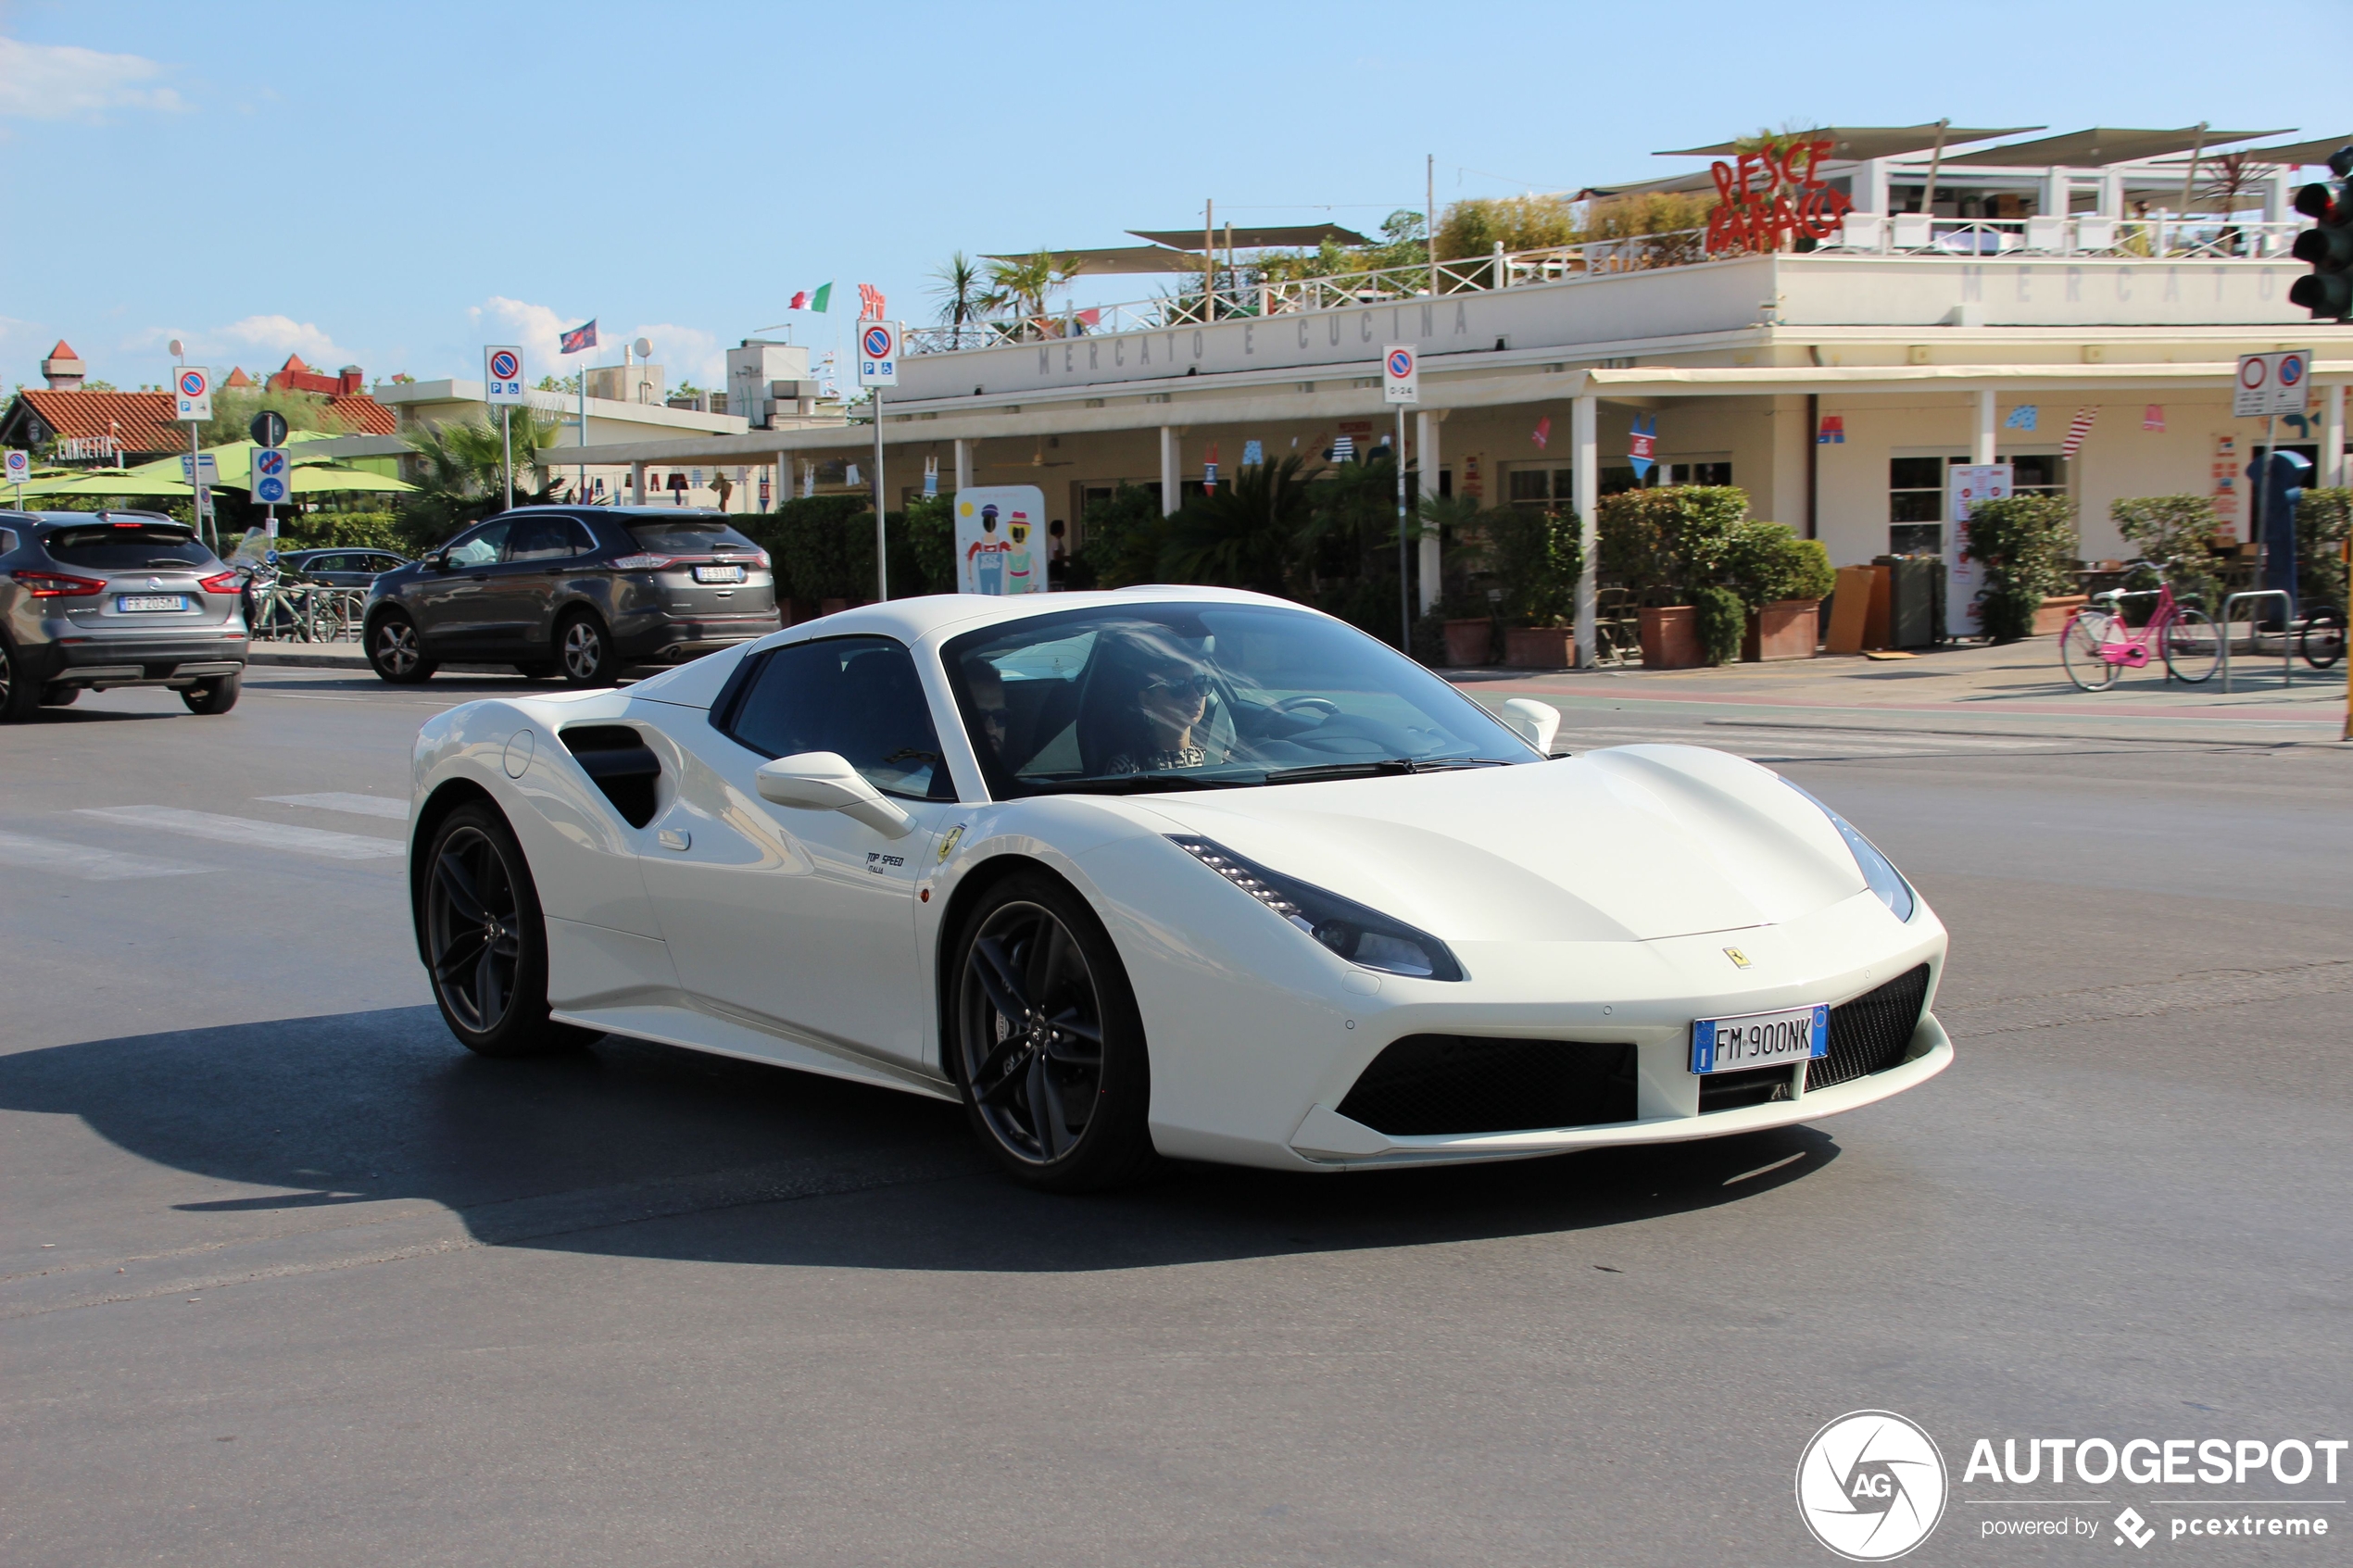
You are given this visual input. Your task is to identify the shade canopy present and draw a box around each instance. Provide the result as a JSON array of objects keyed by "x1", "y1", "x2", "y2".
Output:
[
  {"x1": 1945, "y1": 126, "x2": 2290, "y2": 167},
  {"x1": 288, "y1": 464, "x2": 414, "y2": 495},
  {"x1": 1655, "y1": 125, "x2": 2044, "y2": 161},
  {"x1": 1126, "y1": 223, "x2": 1371, "y2": 251},
  {"x1": 26, "y1": 467, "x2": 194, "y2": 497},
  {"x1": 2158, "y1": 134, "x2": 2353, "y2": 170}
]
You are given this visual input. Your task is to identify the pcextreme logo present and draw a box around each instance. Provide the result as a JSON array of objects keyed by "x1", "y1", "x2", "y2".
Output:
[{"x1": 1796, "y1": 1411, "x2": 1949, "y2": 1561}]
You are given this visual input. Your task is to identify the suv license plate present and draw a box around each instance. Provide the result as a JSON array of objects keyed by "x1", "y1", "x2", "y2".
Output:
[
  {"x1": 1691, "y1": 1003, "x2": 1828, "y2": 1075},
  {"x1": 693, "y1": 564, "x2": 746, "y2": 583},
  {"x1": 117, "y1": 594, "x2": 187, "y2": 612}
]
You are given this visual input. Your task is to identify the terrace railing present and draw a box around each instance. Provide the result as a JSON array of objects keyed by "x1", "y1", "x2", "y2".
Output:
[{"x1": 900, "y1": 215, "x2": 2315, "y2": 357}]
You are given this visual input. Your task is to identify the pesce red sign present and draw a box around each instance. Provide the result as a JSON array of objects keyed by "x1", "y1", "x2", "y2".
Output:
[{"x1": 1705, "y1": 139, "x2": 1855, "y2": 256}]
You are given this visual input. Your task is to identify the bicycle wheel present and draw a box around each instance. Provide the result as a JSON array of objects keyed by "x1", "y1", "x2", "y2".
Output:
[
  {"x1": 2300, "y1": 608, "x2": 2346, "y2": 671},
  {"x1": 2060, "y1": 610, "x2": 2120, "y2": 691},
  {"x1": 2162, "y1": 608, "x2": 2221, "y2": 684}
]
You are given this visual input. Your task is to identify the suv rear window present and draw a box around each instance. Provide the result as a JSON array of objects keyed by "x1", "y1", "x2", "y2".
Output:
[
  {"x1": 44, "y1": 525, "x2": 218, "y2": 570},
  {"x1": 623, "y1": 519, "x2": 759, "y2": 555}
]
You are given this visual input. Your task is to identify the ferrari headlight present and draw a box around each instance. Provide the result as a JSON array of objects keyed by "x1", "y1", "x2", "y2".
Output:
[
  {"x1": 1783, "y1": 781, "x2": 1916, "y2": 922},
  {"x1": 1167, "y1": 835, "x2": 1465, "y2": 982}
]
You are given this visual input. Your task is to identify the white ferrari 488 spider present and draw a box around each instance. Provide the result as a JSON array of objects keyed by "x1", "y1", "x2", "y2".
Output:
[{"x1": 408, "y1": 586, "x2": 1950, "y2": 1189}]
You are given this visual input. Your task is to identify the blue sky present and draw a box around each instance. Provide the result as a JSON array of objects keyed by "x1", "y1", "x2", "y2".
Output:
[{"x1": 3, "y1": 0, "x2": 2338, "y2": 395}]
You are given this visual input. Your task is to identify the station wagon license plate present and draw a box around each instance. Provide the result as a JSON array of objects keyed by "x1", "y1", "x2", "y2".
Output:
[
  {"x1": 692, "y1": 564, "x2": 746, "y2": 583},
  {"x1": 116, "y1": 594, "x2": 187, "y2": 612},
  {"x1": 1690, "y1": 1002, "x2": 1828, "y2": 1074}
]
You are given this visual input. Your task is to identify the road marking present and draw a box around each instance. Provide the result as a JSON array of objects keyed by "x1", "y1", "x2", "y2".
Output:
[
  {"x1": 0, "y1": 829, "x2": 210, "y2": 881},
  {"x1": 76, "y1": 806, "x2": 404, "y2": 861},
  {"x1": 258, "y1": 792, "x2": 411, "y2": 821}
]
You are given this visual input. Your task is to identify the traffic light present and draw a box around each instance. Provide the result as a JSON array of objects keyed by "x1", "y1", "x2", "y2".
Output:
[{"x1": 2289, "y1": 145, "x2": 2353, "y2": 321}]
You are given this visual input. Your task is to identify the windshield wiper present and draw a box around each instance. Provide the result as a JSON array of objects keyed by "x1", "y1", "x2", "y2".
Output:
[
  {"x1": 1026, "y1": 773, "x2": 1258, "y2": 796},
  {"x1": 1261, "y1": 758, "x2": 1516, "y2": 784}
]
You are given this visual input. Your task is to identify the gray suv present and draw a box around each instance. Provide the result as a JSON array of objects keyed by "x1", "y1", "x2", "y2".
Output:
[
  {"x1": 0, "y1": 510, "x2": 249, "y2": 720},
  {"x1": 361, "y1": 507, "x2": 780, "y2": 685}
]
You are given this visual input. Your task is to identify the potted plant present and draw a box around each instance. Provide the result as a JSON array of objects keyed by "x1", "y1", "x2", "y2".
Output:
[
  {"x1": 2108, "y1": 495, "x2": 2227, "y2": 625},
  {"x1": 1722, "y1": 519, "x2": 1836, "y2": 660},
  {"x1": 1489, "y1": 506, "x2": 1582, "y2": 667},
  {"x1": 1599, "y1": 484, "x2": 1746, "y2": 668},
  {"x1": 1963, "y1": 494, "x2": 2079, "y2": 643}
]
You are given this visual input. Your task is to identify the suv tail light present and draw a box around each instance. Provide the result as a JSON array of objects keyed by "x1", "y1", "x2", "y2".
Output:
[
  {"x1": 610, "y1": 554, "x2": 674, "y2": 571},
  {"x1": 198, "y1": 571, "x2": 242, "y2": 595},
  {"x1": 10, "y1": 570, "x2": 106, "y2": 597}
]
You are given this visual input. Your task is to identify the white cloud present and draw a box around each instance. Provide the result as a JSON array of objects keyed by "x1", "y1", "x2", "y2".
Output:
[
  {"x1": 124, "y1": 317, "x2": 356, "y2": 378},
  {"x1": 0, "y1": 36, "x2": 186, "y2": 120},
  {"x1": 464, "y1": 299, "x2": 727, "y2": 390}
]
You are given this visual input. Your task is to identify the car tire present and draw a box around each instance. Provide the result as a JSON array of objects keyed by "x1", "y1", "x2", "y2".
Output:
[
  {"x1": 948, "y1": 870, "x2": 1159, "y2": 1192},
  {"x1": 181, "y1": 674, "x2": 241, "y2": 714},
  {"x1": 513, "y1": 661, "x2": 558, "y2": 681},
  {"x1": 0, "y1": 636, "x2": 44, "y2": 722},
  {"x1": 419, "y1": 802, "x2": 595, "y2": 1059},
  {"x1": 554, "y1": 610, "x2": 612, "y2": 686},
  {"x1": 368, "y1": 610, "x2": 438, "y2": 684}
]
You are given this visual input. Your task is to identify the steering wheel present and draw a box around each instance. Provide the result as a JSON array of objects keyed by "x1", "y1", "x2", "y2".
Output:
[{"x1": 1270, "y1": 696, "x2": 1341, "y2": 719}]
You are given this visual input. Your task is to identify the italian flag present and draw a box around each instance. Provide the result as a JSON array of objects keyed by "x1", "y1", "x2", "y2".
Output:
[{"x1": 789, "y1": 282, "x2": 833, "y2": 313}]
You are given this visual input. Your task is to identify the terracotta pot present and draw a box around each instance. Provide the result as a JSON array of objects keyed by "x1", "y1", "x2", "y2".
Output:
[
  {"x1": 1504, "y1": 625, "x2": 1577, "y2": 669},
  {"x1": 1442, "y1": 617, "x2": 1494, "y2": 667},
  {"x1": 2032, "y1": 594, "x2": 2087, "y2": 636},
  {"x1": 1742, "y1": 599, "x2": 1820, "y2": 662},
  {"x1": 1638, "y1": 605, "x2": 1702, "y2": 670}
]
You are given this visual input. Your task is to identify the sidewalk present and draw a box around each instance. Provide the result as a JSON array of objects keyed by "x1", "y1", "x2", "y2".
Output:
[{"x1": 1443, "y1": 637, "x2": 2350, "y2": 746}]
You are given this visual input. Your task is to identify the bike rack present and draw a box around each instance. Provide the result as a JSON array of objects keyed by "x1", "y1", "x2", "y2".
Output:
[{"x1": 2218, "y1": 590, "x2": 2293, "y2": 693}]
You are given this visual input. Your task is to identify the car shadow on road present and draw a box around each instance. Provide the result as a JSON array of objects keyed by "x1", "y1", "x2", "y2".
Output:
[{"x1": 1, "y1": 1006, "x2": 1839, "y2": 1273}]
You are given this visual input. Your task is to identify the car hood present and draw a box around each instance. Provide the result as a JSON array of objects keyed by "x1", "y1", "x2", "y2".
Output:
[{"x1": 1124, "y1": 745, "x2": 1869, "y2": 944}]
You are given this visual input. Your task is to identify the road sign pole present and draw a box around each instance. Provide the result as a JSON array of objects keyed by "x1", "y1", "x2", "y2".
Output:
[
  {"x1": 872, "y1": 383, "x2": 887, "y2": 600},
  {"x1": 190, "y1": 423, "x2": 207, "y2": 549},
  {"x1": 501, "y1": 406, "x2": 514, "y2": 513},
  {"x1": 1396, "y1": 403, "x2": 1410, "y2": 652}
]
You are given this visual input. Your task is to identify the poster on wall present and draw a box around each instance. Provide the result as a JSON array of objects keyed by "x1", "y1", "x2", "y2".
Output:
[
  {"x1": 1945, "y1": 463, "x2": 2012, "y2": 637},
  {"x1": 954, "y1": 486, "x2": 1049, "y2": 596}
]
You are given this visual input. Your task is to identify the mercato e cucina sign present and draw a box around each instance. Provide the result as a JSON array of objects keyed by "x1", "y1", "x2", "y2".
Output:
[{"x1": 1705, "y1": 139, "x2": 1856, "y2": 255}]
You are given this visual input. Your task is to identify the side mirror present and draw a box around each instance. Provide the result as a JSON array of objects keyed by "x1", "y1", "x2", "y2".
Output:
[
  {"x1": 422, "y1": 550, "x2": 448, "y2": 571},
  {"x1": 755, "y1": 751, "x2": 915, "y2": 838},
  {"x1": 1499, "y1": 697, "x2": 1562, "y2": 756}
]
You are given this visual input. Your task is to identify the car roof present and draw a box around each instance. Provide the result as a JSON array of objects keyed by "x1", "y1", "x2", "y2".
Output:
[
  {"x1": 31, "y1": 509, "x2": 183, "y2": 530},
  {"x1": 506, "y1": 504, "x2": 730, "y2": 519}
]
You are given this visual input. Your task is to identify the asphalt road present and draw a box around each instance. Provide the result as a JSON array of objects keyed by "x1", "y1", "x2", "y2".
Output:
[{"x1": 4, "y1": 667, "x2": 2348, "y2": 1567}]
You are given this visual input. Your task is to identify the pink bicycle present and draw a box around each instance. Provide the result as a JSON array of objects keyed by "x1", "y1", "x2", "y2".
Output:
[{"x1": 2059, "y1": 575, "x2": 2220, "y2": 690}]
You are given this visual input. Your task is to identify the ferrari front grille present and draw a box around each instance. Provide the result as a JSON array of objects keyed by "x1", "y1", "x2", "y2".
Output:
[
  {"x1": 1337, "y1": 1035, "x2": 1638, "y2": 1136},
  {"x1": 1806, "y1": 963, "x2": 1932, "y2": 1092}
]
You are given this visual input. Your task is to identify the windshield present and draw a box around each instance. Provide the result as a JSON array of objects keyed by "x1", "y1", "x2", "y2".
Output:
[
  {"x1": 623, "y1": 519, "x2": 759, "y2": 554},
  {"x1": 44, "y1": 524, "x2": 217, "y2": 571},
  {"x1": 942, "y1": 601, "x2": 1537, "y2": 797}
]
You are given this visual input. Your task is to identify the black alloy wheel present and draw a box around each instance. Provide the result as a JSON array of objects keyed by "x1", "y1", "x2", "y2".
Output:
[
  {"x1": 950, "y1": 872, "x2": 1156, "y2": 1191},
  {"x1": 555, "y1": 611, "x2": 610, "y2": 686},
  {"x1": 369, "y1": 611, "x2": 437, "y2": 684},
  {"x1": 421, "y1": 803, "x2": 589, "y2": 1058},
  {"x1": 181, "y1": 673, "x2": 241, "y2": 714},
  {"x1": 0, "y1": 638, "x2": 41, "y2": 722}
]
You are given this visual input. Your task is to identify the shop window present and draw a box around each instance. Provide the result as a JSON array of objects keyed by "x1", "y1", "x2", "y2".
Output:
[
  {"x1": 1504, "y1": 465, "x2": 1577, "y2": 510},
  {"x1": 1667, "y1": 460, "x2": 1732, "y2": 485},
  {"x1": 1887, "y1": 455, "x2": 2070, "y2": 556}
]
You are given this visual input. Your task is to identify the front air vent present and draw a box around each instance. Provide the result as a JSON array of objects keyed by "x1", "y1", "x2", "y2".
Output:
[
  {"x1": 1338, "y1": 1035, "x2": 1638, "y2": 1135},
  {"x1": 1806, "y1": 964, "x2": 1932, "y2": 1092},
  {"x1": 560, "y1": 725, "x2": 661, "y2": 828}
]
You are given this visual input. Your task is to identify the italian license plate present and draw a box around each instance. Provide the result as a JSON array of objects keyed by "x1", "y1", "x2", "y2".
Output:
[
  {"x1": 692, "y1": 564, "x2": 746, "y2": 583},
  {"x1": 116, "y1": 594, "x2": 186, "y2": 612},
  {"x1": 1690, "y1": 1003, "x2": 1828, "y2": 1075}
]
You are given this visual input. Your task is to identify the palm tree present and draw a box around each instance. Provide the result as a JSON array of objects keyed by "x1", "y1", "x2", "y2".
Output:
[
  {"x1": 1160, "y1": 454, "x2": 1319, "y2": 594},
  {"x1": 401, "y1": 409, "x2": 563, "y2": 543},
  {"x1": 931, "y1": 252, "x2": 983, "y2": 345},
  {"x1": 980, "y1": 251, "x2": 1063, "y2": 337}
]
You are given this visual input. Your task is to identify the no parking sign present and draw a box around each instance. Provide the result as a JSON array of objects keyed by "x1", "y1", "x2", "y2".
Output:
[
  {"x1": 4, "y1": 449, "x2": 29, "y2": 488},
  {"x1": 484, "y1": 345, "x2": 525, "y2": 405},
  {"x1": 857, "y1": 321, "x2": 899, "y2": 387},
  {"x1": 1382, "y1": 344, "x2": 1418, "y2": 404},
  {"x1": 174, "y1": 366, "x2": 212, "y2": 421}
]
